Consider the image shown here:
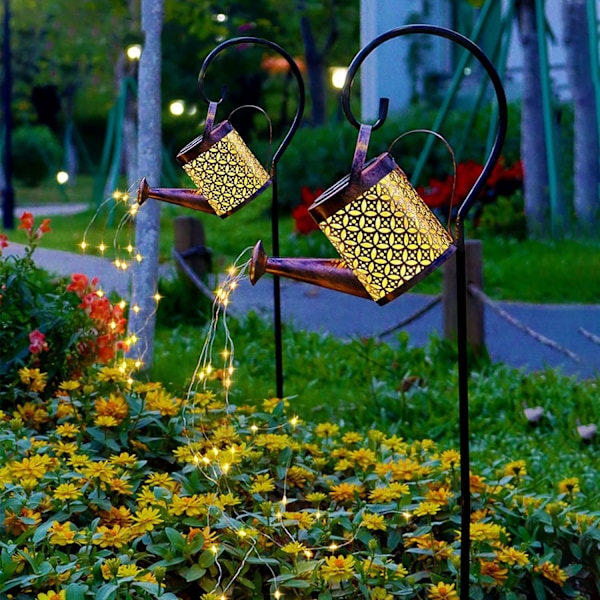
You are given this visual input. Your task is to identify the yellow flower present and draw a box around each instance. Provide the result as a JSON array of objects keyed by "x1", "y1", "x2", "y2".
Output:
[
  {"x1": 117, "y1": 563, "x2": 142, "y2": 578},
  {"x1": 145, "y1": 388, "x2": 181, "y2": 416},
  {"x1": 108, "y1": 478, "x2": 134, "y2": 496},
  {"x1": 320, "y1": 555, "x2": 355, "y2": 584},
  {"x1": 504, "y1": 460, "x2": 527, "y2": 478},
  {"x1": 497, "y1": 546, "x2": 529, "y2": 567},
  {"x1": 425, "y1": 485, "x2": 453, "y2": 506},
  {"x1": 282, "y1": 511, "x2": 315, "y2": 529},
  {"x1": 427, "y1": 581, "x2": 459, "y2": 600},
  {"x1": 109, "y1": 452, "x2": 139, "y2": 467},
  {"x1": 18, "y1": 367, "x2": 48, "y2": 393},
  {"x1": 67, "y1": 454, "x2": 93, "y2": 470},
  {"x1": 145, "y1": 472, "x2": 179, "y2": 492},
  {"x1": 361, "y1": 512, "x2": 387, "y2": 531},
  {"x1": 249, "y1": 473, "x2": 276, "y2": 495},
  {"x1": 281, "y1": 540, "x2": 307, "y2": 554},
  {"x1": 341, "y1": 431, "x2": 363, "y2": 444},
  {"x1": 558, "y1": 477, "x2": 580, "y2": 495},
  {"x1": 14, "y1": 401, "x2": 49, "y2": 425},
  {"x1": 10, "y1": 454, "x2": 53, "y2": 481},
  {"x1": 414, "y1": 501, "x2": 442, "y2": 517},
  {"x1": 349, "y1": 447, "x2": 377, "y2": 470},
  {"x1": 479, "y1": 560, "x2": 508, "y2": 586},
  {"x1": 81, "y1": 461, "x2": 118, "y2": 483},
  {"x1": 439, "y1": 449, "x2": 461, "y2": 470},
  {"x1": 314, "y1": 422, "x2": 340, "y2": 438},
  {"x1": 99, "y1": 505, "x2": 134, "y2": 527},
  {"x1": 95, "y1": 393, "x2": 129, "y2": 423},
  {"x1": 58, "y1": 380, "x2": 81, "y2": 391},
  {"x1": 36, "y1": 591, "x2": 66, "y2": 600},
  {"x1": 168, "y1": 495, "x2": 205, "y2": 517},
  {"x1": 94, "y1": 415, "x2": 119, "y2": 428},
  {"x1": 382, "y1": 435, "x2": 407, "y2": 452},
  {"x1": 534, "y1": 561, "x2": 568, "y2": 586},
  {"x1": 468, "y1": 522, "x2": 507, "y2": 543},
  {"x1": 93, "y1": 524, "x2": 132, "y2": 548},
  {"x1": 55, "y1": 423, "x2": 79, "y2": 438},
  {"x1": 306, "y1": 492, "x2": 328, "y2": 503},
  {"x1": 54, "y1": 441, "x2": 78, "y2": 456},
  {"x1": 53, "y1": 483, "x2": 82, "y2": 502},
  {"x1": 286, "y1": 465, "x2": 314, "y2": 488},
  {"x1": 48, "y1": 520, "x2": 78, "y2": 546},
  {"x1": 329, "y1": 482, "x2": 364, "y2": 503},
  {"x1": 132, "y1": 507, "x2": 163, "y2": 533},
  {"x1": 262, "y1": 397, "x2": 289, "y2": 412},
  {"x1": 369, "y1": 482, "x2": 410, "y2": 503}
]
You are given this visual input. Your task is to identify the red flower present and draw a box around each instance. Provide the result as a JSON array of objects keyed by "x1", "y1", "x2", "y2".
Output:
[
  {"x1": 19, "y1": 212, "x2": 35, "y2": 233},
  {"x1": 29, "y1": 329, "x2": 49, "y2": 354},
  {"x1": 292, "y1": 186, "x2": 322, "y2": 235},
  {"x1": 0, "y1": 234, "x2": 8, "y2": 250},
  {"x1": 67, "y1": 273, "x2": 91, "y2": 297},
  {"x1": 36, "y1": 218, "x2": 52, "y2": 238}
]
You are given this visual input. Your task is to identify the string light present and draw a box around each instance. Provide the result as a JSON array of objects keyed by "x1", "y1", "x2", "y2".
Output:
[
  {"x1": 153, "y1": 292, "x2": 162, "y2": 302},
  {"x1": 80, "y1": 241, "x2": 87, "y2": 251},
  {"x1": 132, "y1": 304, "x2": 141, "y2": 314},
  {"x1": 98, "y1": 242, "x2": 107, "y2": 253}
]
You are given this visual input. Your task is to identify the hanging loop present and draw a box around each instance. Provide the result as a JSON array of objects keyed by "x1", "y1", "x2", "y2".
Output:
[
  {"x1": 197, "y1": 36, "x2": 306, "y2": 168},
  {"x1": 341, "y1": 24, "x2": 508, "y2": 219}
]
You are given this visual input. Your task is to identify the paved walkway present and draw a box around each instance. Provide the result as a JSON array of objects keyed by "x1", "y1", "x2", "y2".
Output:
[{"x1": 4, "y1": 203, "x2": 600, "y2": 379}]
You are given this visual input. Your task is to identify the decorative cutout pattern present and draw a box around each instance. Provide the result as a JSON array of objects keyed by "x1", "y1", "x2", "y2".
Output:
[
  {"x1": 319, "y1": 168, "x2": 454, "y2": 302},
  {"x1": 182, "y1": 129, "x2": 271, "y2": 216}
]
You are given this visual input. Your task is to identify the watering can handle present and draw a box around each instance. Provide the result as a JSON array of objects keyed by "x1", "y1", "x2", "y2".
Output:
[
  {"x1": 349, "y1": 124, "x2": 373, "y2": 186},
  {"x1": 340, "y1": 24, "x2": 508, "y2": 221}
]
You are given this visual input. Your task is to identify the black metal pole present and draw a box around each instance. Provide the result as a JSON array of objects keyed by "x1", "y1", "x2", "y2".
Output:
[
  {"x1": 1, "y1": 0, "x2": 14, "y2": 230},
  {"x1": 198, "y1": 38, "x2": 305, "y2": 399},
  {"x1": 341, "y1": 25, "x2": 507, "y2": 600}
]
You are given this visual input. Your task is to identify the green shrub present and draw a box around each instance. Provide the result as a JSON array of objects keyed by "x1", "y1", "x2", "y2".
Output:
[
  {"x1": 0, "y1": 213, "x2": 126, "y2": 403},
  {"x1": 11, "y1": 125, "x2": 63, "y2": 187}
]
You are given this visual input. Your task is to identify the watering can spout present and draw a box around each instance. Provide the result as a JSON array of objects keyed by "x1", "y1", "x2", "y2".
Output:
[
  {"x1": 137, "y1": 177, "x2": 217, "y2": 215},
  {"x1": 249, "y1": 241, "x2": 372, "y2": 300}
]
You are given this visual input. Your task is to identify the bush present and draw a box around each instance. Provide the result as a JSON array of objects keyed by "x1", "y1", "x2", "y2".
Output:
[
  {"x1": 0, "y1": 213, "x2": 127, "y2": 403},
  {"x1": 11, "y1": 125, "x2": 63, "y2": 187},
  {"x1": 0, "y1": 367, "x2": 598, "y2": 599}
]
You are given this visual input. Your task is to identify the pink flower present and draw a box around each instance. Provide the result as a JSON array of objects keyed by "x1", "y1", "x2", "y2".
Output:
[{"x1": 29, "y1": 329, "x2": 49, "y2": 354}]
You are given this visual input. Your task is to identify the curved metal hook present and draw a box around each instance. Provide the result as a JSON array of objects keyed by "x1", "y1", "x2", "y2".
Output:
[
  {"x1": 197, "y1": 36, "x2": 306, "y2": 167},
  {"x1": 341, "y1": 24, "x2": 508, "y2": 219}
]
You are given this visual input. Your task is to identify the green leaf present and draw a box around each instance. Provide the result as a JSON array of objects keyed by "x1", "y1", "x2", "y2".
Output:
[
  {"x1": 33, "y1": 519, "x2": 57, "y2": 544},
  {"x1": 96, "y1": 583, "x2": 119, "y2": 600},
  {"x1": 183, "y1": 564, "x2": 206, "y2": 582},
  {"x1": 65, "y1": 583, "x2": 87, "y2": 600},
  {"x1": 164, "y1": 527, "x2": 186, "y2": 551},
  {"x1": 197, "y1": 549, "x2": 217, "y2": 569}
]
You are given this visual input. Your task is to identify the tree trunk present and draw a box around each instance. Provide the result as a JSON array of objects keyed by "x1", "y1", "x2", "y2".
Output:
[
  {"x1": 563, "y1": 0, "x2": 599, "y2": 234},
  {"x1": 129, "y1": 0, "x2": 163, "y2": 369},
  {"x1": 517, "y1": 0, "x2": 550, "y2": 237},
  {"x1": 298, "y1": 0, "x2": 338, "y2": 126}
]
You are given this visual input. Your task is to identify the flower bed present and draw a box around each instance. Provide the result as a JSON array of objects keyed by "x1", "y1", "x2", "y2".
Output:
[{"x1": 0, "y1": 368, "x2": 598, "y2": 599}]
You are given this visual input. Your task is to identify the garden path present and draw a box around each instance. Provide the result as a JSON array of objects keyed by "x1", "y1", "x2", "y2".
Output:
[{"x1": 5, "y1": 203, "x2": 600, "y2": 380}]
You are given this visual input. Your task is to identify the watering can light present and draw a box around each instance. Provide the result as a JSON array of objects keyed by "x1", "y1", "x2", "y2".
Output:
[
  {"x1": 250, "y1": 124, "x2": 457, "y2": 305},
  {"x1": 137, "y1": 101, "x2": 271, "y2": 218}
]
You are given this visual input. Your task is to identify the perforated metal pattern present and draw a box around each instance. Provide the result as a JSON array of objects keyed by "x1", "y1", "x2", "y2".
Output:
[
  {"x1": 181, "y1": 129, "x2": 270, "y2": 216},
  {"x1": 319, "y1": 168, "x2": 454, "y2": 302}
]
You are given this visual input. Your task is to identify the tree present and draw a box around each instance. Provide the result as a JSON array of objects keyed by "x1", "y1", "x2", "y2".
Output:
[
  {"x1": 563, "y1": 0, "x2": 599, "y2": 235},
  {"x1": 516, "y1": 0, "x2": 550, "y2": 237},
  {"x1": 128, "y1": 0, "x2": 164, "y2": 370}
]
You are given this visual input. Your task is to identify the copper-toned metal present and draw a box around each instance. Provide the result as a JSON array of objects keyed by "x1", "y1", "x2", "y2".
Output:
[
  {"x1": 136, "y1": 176, "x2": 216, "y2": 215},
  {"x1": 249, "y1": 241, "x2": 372, "y2": 300}
]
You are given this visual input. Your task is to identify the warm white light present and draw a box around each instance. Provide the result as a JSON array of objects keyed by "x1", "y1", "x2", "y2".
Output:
[
  {"x1": 169, "y1": 100, "x2": 185, "y2": 116},
  {"x1": 331, "y1": 67, "x2": 347, "y2": 90},
  {"x1": 214, "y1": 12, "x2": 228, "y2": 22},
  {"x1": 56, "y1": 171, "x2": 69, "y2": 184},
  {"x1": 126, "y1": 44, "x2": 142, "y2": 61}
]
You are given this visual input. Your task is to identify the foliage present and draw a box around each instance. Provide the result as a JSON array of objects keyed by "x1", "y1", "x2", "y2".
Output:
[
  {"x1": 0, "y1": 360, "x2": 599, "y2": 599},
  {"x1": 475, "y1": 191, "x2": 528, "y2": 240},
  {"x1": 0, "y1": 214, "x2": 126, "y2": 402},
  {"x1": 11, "y1": 126, "x2": 63, "y2": 187}
]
